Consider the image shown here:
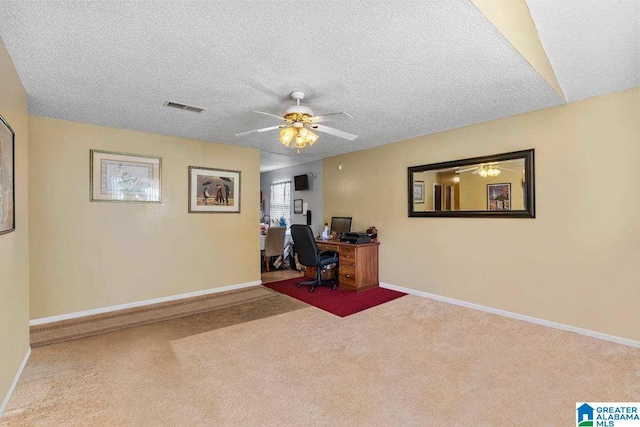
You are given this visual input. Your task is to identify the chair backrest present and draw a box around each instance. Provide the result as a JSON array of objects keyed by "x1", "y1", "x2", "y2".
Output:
[
  {"x1": 290, "y1": 224, "x2": 319, "y2": 267},
  {"x1": 264, "y1": 227, "x2": 286, "y2": 257}
]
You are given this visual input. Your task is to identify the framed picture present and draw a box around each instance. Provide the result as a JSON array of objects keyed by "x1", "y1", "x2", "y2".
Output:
[
  {"x1": 293, "y1": 199, "x2": 303, "y2": 214},
  {"x1": 413, "y1": 181, "x2": 424, "y2": 203},
  {"x1": 0, "y1": 115, "x2": 15, "y2": 235},
  {"x1": 487, "y1": 183, "x2": 511, "y2": 211},
  {"x1": 90, "y1": 150, "x2": 161, "y2": 203},
  {"x1": 189, "y1": 166, "x2": 241, "y2": 213}
]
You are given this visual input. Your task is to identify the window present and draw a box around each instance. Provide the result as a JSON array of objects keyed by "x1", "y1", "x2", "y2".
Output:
[{"x1": 270, "y1": 181, "x2": 291, "y2": 226}]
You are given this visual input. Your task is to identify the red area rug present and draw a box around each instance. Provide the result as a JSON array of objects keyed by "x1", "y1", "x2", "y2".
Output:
[{"x1": 263, "y1": 278, "x2": 406, "y2": 317}]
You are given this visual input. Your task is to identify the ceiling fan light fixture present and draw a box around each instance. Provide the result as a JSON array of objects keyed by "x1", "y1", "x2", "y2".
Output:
[
  {"x1": 487, "y1": 167, "x2": 501, "y2": 177},
  {"x1": 477, "y1": 165, "x2": 501, "y2": 178},
  {"x1": 307, "y1": 130, "x2": 319, "y2": 145},
  {"x1": 279, "y1": 127, "x2": 295, "y2": 147},
  {"x1": 282, "y1": 127, "x2": 319, "y2": 153},
  {"x1": 294, "y1": 133, "x2": 305, "y2": 149},
  {"x1": 236, "y1": 91, "x2": 356, "y2": 155}
]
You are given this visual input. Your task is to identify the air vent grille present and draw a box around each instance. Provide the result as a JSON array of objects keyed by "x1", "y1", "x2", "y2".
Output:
[{"x1": 163, "y1": 101, "x2": 205, "y2": 113}]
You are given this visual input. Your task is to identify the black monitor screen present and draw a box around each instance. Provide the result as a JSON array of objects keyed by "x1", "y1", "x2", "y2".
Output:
[{"x1": 330, "y1": 217, "x2": 352, "y2": 235}]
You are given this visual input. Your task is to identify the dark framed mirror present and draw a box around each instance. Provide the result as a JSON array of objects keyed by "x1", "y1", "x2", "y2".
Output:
[{"x1": 408, "y1": 149, "x2": 535, "y2": 218}]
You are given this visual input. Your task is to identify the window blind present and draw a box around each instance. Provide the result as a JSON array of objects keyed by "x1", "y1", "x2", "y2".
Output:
[{"x1": 269, "y1": 181, "x2": 292, "y2": 226}]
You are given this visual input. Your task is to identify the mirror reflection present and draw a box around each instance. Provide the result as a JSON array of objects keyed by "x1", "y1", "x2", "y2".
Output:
[{"x1": 408, "y1": 150, "x2": 535, "y2": 218}]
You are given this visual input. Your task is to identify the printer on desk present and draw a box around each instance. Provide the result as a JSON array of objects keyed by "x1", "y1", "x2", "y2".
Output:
[{"x1": 339, "y1": 232, "x2": 372, "y2": 244}]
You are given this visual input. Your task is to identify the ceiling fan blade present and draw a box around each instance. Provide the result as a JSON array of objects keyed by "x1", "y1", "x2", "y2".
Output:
[
  {"x1": 311, "y1": 124, "x2": 358, "y2": 141},
  {"x1": 497, "y1": 167, "x2": 516, "y2": 172},
  {"x1": 456, "y1": 167, "x2": 478, "y2": 173},
  {"x1": 253, "y1": 110, "x2": 285, "y2": 121},
  {"x1": 235, "y1": 125, "x2": 284, "y2": 137},
  {"x1": 308, "y1": 112, "x2": 354, "y2": 124},
  {"x1": 471, "y1": 168, "x2": 481, "y2": 174}
]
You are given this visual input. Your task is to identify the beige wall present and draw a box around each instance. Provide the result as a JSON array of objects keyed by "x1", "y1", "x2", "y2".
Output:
[
  {"x1": 324, "y1": 88, "x2": 640, "y2": 341},
  {"x1": 29, "y1": 117, "x2": 260, "y2": 319},
  {"x1": 0, "y1": 38, "x2": 29, "y2": 407}
]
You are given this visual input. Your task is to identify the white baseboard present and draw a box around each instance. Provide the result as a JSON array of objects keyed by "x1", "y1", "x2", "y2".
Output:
[
  {"x1": 29, "y1": 280, "x2": 263, "y2": 326},
  {"x1": 381, "y1": 282, "x2": 640, "y2": 349},
  {"x1": 1, "y1": 347, "x2": 31, "y2": 418}
]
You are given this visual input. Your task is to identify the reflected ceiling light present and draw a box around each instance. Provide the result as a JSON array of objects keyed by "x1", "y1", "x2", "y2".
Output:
[{"x1": 478, "y1": 165, "x2": 501, "y2": 177}]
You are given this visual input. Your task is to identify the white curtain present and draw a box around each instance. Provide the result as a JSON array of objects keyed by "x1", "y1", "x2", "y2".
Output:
[{"x1": 269, "y1": 181, "x2": 291, "y2": 226}]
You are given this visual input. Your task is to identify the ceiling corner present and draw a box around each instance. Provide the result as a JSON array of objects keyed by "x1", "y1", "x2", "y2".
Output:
[{"x1": 470, "y1": 0, "x2": 566, "y2": 101}]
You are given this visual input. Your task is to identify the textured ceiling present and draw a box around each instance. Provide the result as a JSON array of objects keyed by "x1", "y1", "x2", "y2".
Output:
[
  {"x1": 0, "y1": 1, "x2": 566, "y2": 171},
  {"x1": 526, "y1": 0, "x2": 639, "y2": 103}
]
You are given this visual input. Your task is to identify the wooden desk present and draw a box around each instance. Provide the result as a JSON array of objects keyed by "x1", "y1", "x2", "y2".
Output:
[{"x1": 304, "y1": 240, "x2": 380, "y2": 292}]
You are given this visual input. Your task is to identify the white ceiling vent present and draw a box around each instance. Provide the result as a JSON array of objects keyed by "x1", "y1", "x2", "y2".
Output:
[{"x1": 163, "y1": 101, "x2": 205, "y2": 113}]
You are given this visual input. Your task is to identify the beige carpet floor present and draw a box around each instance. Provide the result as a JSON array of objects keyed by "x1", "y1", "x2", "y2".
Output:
[
  {"x1": 2, "y1": 292, "x2": 639, "y2": 426},
  {"x1": 260, "y1": 268, "x2": 303, "y2": 284},
  {"x1": 30, "y1": 286, "x2": 276, "y2": 347}
]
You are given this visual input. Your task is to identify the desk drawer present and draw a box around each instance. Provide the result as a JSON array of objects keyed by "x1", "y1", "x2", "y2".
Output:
[
  {"x1": 340, "y1": 247, "x2": 355, "y2": 261},
  {"x1": 339, "y1": 264, "x2": 356, "y2": 277},
  {"x1": 339, "y1": 273, "x2": 356, "y2": 286},
  {"x1": 340, "y1": 254, "x2": 355, "y2": 266}
]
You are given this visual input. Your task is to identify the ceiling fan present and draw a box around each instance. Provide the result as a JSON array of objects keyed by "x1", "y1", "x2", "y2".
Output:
[
  {"x1": 456, "y1": 162, "x2": 516, "y2": 178},
  {"x1": 235, "y1": 91, "x2": 358, "y2": 154}
]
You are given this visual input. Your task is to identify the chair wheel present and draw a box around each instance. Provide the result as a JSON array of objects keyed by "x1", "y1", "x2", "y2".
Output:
[
  {"x1": 332, "y1": 284, "x2": 337, "y2": 290},
  {"x1": 296, "y1": 283, "x2": 301, "y2": 288},
  {"x1": 309, "y1": 287, "x2": 315, "y2": 293}
]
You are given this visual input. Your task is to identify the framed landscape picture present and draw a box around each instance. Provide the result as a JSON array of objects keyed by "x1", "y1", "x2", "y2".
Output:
[
  {"x1": 0, "y1": 115, "x2": 15, "y2": 235},
  {"x1": 189, "y1": 166, "x2": 241, "y2": 213},
  {"x1": 487, "y1": 183, "x2": 511, "y2": 211},
  {"x1": 90, "y1": 150, "x2": 161, "y2": 202}
]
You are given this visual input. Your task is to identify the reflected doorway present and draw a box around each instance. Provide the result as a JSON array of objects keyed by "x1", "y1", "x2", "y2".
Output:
[
  {"x1": 433, "y1": 183, "x2": 442, "y2": 211},
  {"x1": 445, "y1": 185, "x2": 454, "y2": 211}
]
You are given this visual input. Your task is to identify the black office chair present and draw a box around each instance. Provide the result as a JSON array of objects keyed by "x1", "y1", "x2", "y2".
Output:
[{"x1": 290, "y1": 224, "x2": 339, "y2": 293}]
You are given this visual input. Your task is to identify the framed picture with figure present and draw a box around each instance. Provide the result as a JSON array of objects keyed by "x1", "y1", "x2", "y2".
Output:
[
  {"x1": 90, "y1": 150, "x2": 161, "y2": 203},
  {"x1": 0, "y1": 115, "x2": 15, "y2": 235},
  {"x1": 294, "y1": 199, "x2": 303, "y2": 214},
  {"x1": 487, "y1": 183, "x2": 511, "y2": 211},
  {"x1": 189, "y1": 166, "x2": 241, "y2": 213}
]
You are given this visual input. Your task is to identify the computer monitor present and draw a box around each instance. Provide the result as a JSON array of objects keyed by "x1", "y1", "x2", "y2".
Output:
[{"x1": 330, "y1": 217, "x2": 352, "y2": 235}]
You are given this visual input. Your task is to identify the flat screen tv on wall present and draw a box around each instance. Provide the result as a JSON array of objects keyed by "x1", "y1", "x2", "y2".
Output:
[{"x1": 294, "y1": 174, "x2": 309, "y2": 191}]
